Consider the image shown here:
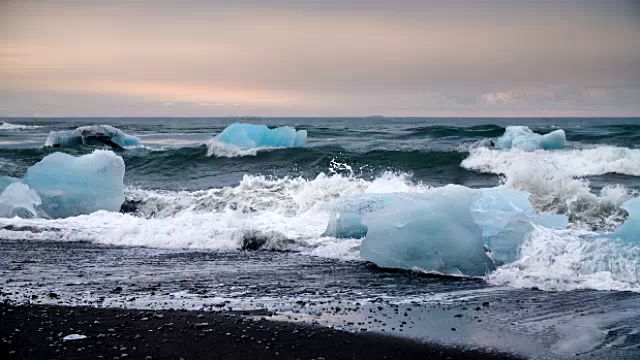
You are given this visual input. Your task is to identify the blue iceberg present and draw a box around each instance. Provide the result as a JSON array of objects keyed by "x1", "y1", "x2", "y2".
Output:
[
  {"x1": 0, "y1": 150, "x2": 126, "y2": 218},
  {"x1": 45, "y1": 125, "x2": 140, "y2": 149},
  {"x1": 0, "y1": 182, "x2": 42, "y2": 218},
  {"x1": 213, "y1": 123, "x2": 307, "y2": 149},
  {"x1": 609, "y1": 197, "x2": 640, "y2": 243},
  {"x1": 324, "y1": 185, "x2": 568, "y2": 276},
  {"x1": 493, "y1": 126, "x2": 566, "y2": 151},
  {"x1": 360, "y1": 186, "x2": 497, "y2": 276}
]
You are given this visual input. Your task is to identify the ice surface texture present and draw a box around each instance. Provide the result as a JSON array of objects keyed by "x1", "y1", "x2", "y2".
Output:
[
  {"x1": 0, "y1": 182, "x2": 42, "y2": 218},
  {"x1": 213, "y1": 123, "x2": 307, "y2": 149},
  {"x1": 325, "y1": 185, "x2": 568, "y2": 276},
  {"x1": 322, "y1": 194, "x2": 391, "y2": 239},
  {"x1": 494, "y1": 126, "x2": 566, "y2": 151},
  {"x1": 45, "y1": 125, "x2": 140, "y2": 149},
  {"x1": 0, "y1": 150, "x2": 125, "y2": 218},
  {"x1": 609, "y1": 197, "x2": 640, "y2": 243}
]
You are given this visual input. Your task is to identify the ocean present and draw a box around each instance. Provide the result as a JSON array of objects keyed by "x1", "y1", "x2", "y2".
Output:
[{"x1": 1, "y1": 117, "x2": 639, "y2": 359}]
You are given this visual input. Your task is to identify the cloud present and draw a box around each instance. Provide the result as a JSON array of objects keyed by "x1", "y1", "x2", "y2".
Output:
[
  {"x1": 481, "y1": 91, "x2": 516, "y2": 105},
  {"x1": 1, "y1": 1, "x2": 639, "y2": 116}
]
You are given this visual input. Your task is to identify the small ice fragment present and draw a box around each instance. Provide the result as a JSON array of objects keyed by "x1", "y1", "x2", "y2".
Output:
[{"x1": 63, "y1": 334, "x2": 87, "y2": 341}]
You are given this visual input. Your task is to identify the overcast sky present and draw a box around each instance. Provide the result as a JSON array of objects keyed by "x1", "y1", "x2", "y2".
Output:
[{"x1": 2, "y1": 0, "x2": 639, "y2": 117}]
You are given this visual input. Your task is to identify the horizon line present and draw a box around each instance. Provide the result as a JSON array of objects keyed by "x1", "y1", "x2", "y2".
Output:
[{"x1": 2, "y1": 116, "x2": 640, "y2": 119}]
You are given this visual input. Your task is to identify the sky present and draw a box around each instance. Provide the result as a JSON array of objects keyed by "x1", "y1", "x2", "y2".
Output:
[{"x1": 1, "y1": 0, "x2": 640, "y2": 117}]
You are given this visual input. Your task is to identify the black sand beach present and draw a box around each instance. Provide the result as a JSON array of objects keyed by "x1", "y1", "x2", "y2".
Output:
[
  {"x1": 2, "y1": 240, "x2": 640, "y2": 359},
  {"x1": 1, "y1": 303, "x2": 523, "y2": 360}
]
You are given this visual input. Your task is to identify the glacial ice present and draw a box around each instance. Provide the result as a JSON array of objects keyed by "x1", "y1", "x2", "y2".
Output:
[
  {"x1": 494, "y1": 126, "x2": 566, "y2": 151},
  {"x1": 45, "y1": 125, "x2": 140, "y2": 149},
  {"x1": 360, "y1": 186, "x2": 497, "y2": 276},
  {"x1": 322, "y1": 194, "x2": 392, "y2": 239},
  {"x1": 471, "y1": 186, "x2": 568, "y2": 263},
  {"x1": 213, "y1": 123, "x2": 307, "y2": 149},
  {"x1": 325, "y1": 185, "x2": 568, "y2": 276},
  {"x1": 609, "y1": 197, "x2": 640, "y2": 243},
  {"x1": 21, "y1": 150, "x2": 126, "y2": 218},
  {"x1": 0, "y1": 182, "x2": 42, "y2": 218}
]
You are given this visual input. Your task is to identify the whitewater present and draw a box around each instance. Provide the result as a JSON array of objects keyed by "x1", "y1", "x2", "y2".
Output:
[{"x1": 1, "y1": 118, "x2": 638, "y2": 293}]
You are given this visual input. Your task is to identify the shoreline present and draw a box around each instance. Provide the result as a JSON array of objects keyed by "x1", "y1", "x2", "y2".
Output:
[{"x1": 1, "y1": 302, "x2": 524, "y2": 360}]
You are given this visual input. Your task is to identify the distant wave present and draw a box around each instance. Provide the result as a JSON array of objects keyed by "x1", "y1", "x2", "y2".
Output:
[
  {"x1": 0, "y1": 122, "x2": 41, "y2": 130},
  {"x1": 399, "y1": 124, "x2": 506, "y2": 139},
  {"x1": 206, "y1": 139, "x2": 273, "y2": 158}
]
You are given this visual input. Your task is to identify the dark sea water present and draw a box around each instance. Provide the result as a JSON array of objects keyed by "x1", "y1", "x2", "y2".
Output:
[{"x1": 1, "y1": 117, "x2": 639, "y2": 359}]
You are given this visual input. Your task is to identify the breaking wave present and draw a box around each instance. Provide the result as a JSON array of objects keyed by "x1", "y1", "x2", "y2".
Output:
[
  {"x1": 462, "y1": 146, "x2": 640, "y2": 177},
  {"x1": 0, "y1": 122, "x2": 41, "y2": 130},
  {"x1": 1, "y1": 166, "x2": 638, "y2": 292},
  {"x1": 487, "y1": 226, "x2": 640, "y2": 292}
]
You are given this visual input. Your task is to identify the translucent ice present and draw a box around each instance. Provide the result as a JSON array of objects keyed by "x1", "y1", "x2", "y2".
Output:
[
  {"x1": 322, "y1": 194, "x2": 392, "y2": 239},
  {"x1": 471, "y1": 186, "x2": 568, "y2": 263},
  {"x1": 23, "y1": 150, "x2": 126, "y2": 218},
  {"x1": 0, "y1": 182, "x2": 42, "y2": 218},
  {"x1": 213, "y1": 123, "x2": 307, "y2": 149},
  {"x1": 325, "y1": 185, "x2": 568, "y2": 276},
  {"x1": 0, "y1": 176, "x2": 18, "y2": 193},
  {"x1": 360, "y1": 186, "x2": 497, "y2": 276},
  {"x1": 45, "y1": 125, "x2": 140, "y2": 149},
  {"x1": 494, "y1": 126, "x2": 566, "y2": 151},
  {"x1": 609, "y1": 197, "x2": 640, "y2": 243}
]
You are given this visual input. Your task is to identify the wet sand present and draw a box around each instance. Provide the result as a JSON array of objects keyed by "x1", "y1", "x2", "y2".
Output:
[{"x1": 1, "y1": 302, "x2": 523, "y2": 360}]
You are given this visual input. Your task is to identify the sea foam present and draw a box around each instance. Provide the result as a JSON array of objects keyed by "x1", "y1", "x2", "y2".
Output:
[
  {"x1": 463, "y1": 146, "x2": 640, "y2": 177},
  {"x1": 0, "y1": 122, "x2": 41, "y2": 130},
  {"x1": 0, "y1": 167, "x2": 638, "y2": 292}
]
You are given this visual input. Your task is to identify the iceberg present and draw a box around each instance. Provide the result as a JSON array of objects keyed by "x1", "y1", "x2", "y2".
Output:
[
  {"x1": 493, "y1": 126, "x2": 566, "y2": 151},
  {"x1": 360, "y1": 186, "x2": 497, "y2": 276},
  {"x1": 0, "y1": 182, "x2": 42, "y2": 218},
  {"x1": 609, "y1": 197, "x2": 640, "y2": 243},
  {"x1": 212, "y1": 123, "x2": 307, "y2": 149},
  {"x1": 45, "y1": 125, "x2": 140, "y2": 149},
  {"x1": 324, "y1": 185, "x2": 568, "y2": 276},
  {"x1": 19, "y1": 150, "x2": 126, "y2": 218}
]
